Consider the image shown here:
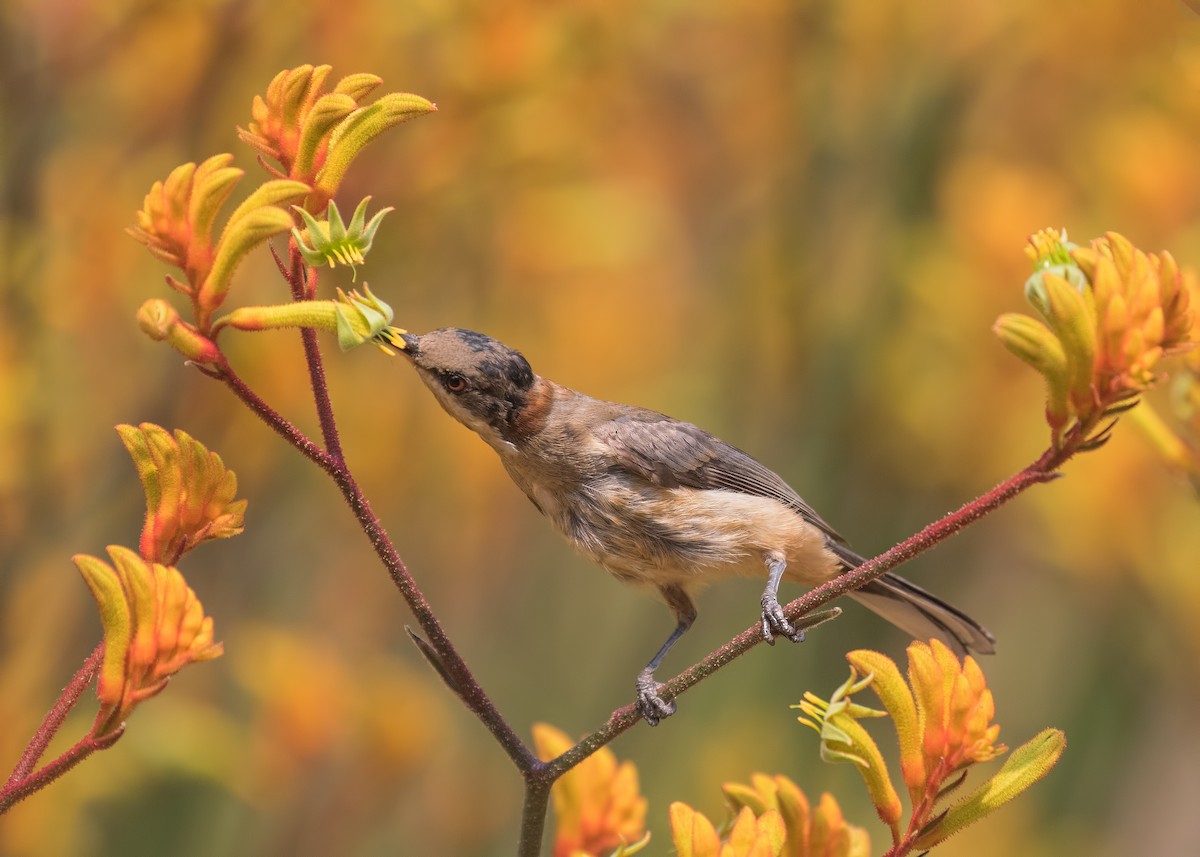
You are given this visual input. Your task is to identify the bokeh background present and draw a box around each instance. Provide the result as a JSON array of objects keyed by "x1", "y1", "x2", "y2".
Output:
[{"x1": 3, "y1": 1, "x2": 1200, "y2": 855}]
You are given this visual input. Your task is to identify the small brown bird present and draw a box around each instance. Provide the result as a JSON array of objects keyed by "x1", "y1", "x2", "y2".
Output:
[{"x1": 396, "y1": 328, "x2": 994, "y2": 724}]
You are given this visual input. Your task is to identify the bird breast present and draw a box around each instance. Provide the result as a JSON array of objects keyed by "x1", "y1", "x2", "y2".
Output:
[{"x1": 514, "y1": 470, "x2": 842, "y2": 590}]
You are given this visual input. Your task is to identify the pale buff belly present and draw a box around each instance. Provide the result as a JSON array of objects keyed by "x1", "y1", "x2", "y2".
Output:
[{"x1": 531, "y1": 480, "x2": 843, "y2": 590}]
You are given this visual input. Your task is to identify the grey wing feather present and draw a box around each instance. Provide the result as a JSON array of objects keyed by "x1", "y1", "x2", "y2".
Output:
[{"x1": 594, "y1": 411, "x2": 852, "y2": 552}]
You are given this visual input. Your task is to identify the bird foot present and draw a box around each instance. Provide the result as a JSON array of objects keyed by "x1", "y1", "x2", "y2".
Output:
[
  {"x1": 635, "y1": 668, "x2": 676, "y2": 726},
  {"x1": 761, "y1": 592, "x2": 806, "y2": 645}
]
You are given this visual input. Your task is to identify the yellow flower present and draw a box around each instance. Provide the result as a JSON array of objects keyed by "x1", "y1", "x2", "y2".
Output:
[
  {"x1": 74, "y1": 546, "x2": 223, "y2": 740},
  {"x1": 533, "y1": 724, "x2": 648, "y2": 857},
  {"x1": 128, "y1": 158, "x2": 306, "y2": 329},
  {"x1": 811, "y1": 645, "x2": 1065, "y2": 852},
  {"x1": 722, "y1": 775, "x2": 870, "y2": 857},
  {"x1": 210, "y1": 284, "x2": 399, "y2": 354},
  {"x1": 236, "y1": 64, "x2": 435, "y2": 208},
  {"x1": 906, "y1": 639, "x2": 1006, "y2": 776},
  {"x1": 670, "y1": 804, "x2": 785, "y2": 857},
  {"x1": 127, "y1": 155, "x2": 243, "y2": 290},
  {"x1": 997, "y1": 229, "x2": 1199, "y2": 449},
  {"x1": 116, "y1": 424, "x2": 246, "y2": 565},
  {"x1": 1074, "y1": 232, "x2": 1196, "y2": 395},
  {"x1": 794, "y1": 669, "x2": 902, "y2": 836},
  {"x1": 136, "y1": 299, "x2": 222, "y2": 365}
]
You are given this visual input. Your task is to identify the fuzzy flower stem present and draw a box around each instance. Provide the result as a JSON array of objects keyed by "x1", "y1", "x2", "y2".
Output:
[
  {"x1": 274, "y1": 244, "x2": 345, "y2": 461},
  {"x1": 884, "y1": 756, "x2": 954, "y2": 856},
  {"x1": 300, "y1": 322, "x2": 344, "y2": 462},
  {"x1": 3, "y1": 644, "x2": 103, "y2": 794},
  {"x1": 207, "y1": 363, "x2": 335, "y2": 472},
  {"x1": 0, "y1": 725, "x2": 124, "y2": 815}
]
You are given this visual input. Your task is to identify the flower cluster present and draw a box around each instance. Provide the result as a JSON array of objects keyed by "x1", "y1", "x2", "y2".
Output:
[
  {"x1": 71, "y1": 425, "x2": 242, "y2": 742},
  {"x1": 236, "y1": 63, "x2": 435, "y2": 211},
  {"x1": 534, "y1": 724, "x2": 649, "y2": 857},
  {"x1": 995, "y1": 229, "x2": 1198, "y2": 449},
  {"x1": 796, "y1": 641, "x2": 1064, "y2": 853},
  {"x1": 128, "y1": 156, "x2": 305, "y2": 335},
  {"x1": 130, "y1": 65, "x2": 434, "y2": 361},
  {"x1": 717, "y1": 774, "x2": 870, "y2": 857},
  {"x1": 75, "y1": 547, "x2": 223, "y2": 740},
  {"x1": 117, "y1": 423, "x2": 245, "y2": 564}
]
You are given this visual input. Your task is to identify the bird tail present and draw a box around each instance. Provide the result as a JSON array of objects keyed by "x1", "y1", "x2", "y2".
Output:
[{"x1": 847, "y1": 572, "x2": 996, "y2": 656}]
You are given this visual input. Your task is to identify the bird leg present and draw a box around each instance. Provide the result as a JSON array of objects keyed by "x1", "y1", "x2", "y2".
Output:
[
  {"x1": 635, "y1": 583, "x2": 697, "y2": 726},
  {"x1": 761, "y1": 555, "x2": 805, "y2": 644}
]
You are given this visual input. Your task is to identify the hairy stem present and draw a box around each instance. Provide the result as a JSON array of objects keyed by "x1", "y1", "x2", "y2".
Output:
[
  {"x1": 0, "y1": 729, "x2": 120, "y2": 815},
  {"x1": 517, "y1": 767, "x2": 552, "y2": 857},
  {"x1": 4, "y1": 643, "x2": 102, "y2": 791}
]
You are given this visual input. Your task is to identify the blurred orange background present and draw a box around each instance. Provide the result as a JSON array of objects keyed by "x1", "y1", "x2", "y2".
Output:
[{"x1": 3, "y1": 1, "x2": 1200, "y2": 855}]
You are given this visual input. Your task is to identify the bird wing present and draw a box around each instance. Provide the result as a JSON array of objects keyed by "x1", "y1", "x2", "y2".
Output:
[{"x1": 593, "y1": 410, "x2": 855, "y2": 556}]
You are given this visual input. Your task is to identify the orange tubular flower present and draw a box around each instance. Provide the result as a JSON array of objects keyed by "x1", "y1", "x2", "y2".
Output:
[
  {"x1": 721, "y1": 775, "x2": 870, "y2": 857},
  {"x1": 905, "y1": 640, "x2": 1006, "y2": 778},
  {"x1": 996, "y1": 229, "x2": 1198, "y2": 449},
  {"x1": 1074, "y1": 233, "x2": 1196, "y2": 396},
  {"x1": 127, "y1": 157, "x2": 305, "y2": 328},
  {"x1": 116, "y1": 424, "x2": 246, "y2": 565},
  {"x1": 74, "y1": 546, "x2": 223, "y2": 741},
  {"x1": 533, "y1": 724, "x2": 649, "y2": 857},
  {"x1": 236, "y1": 64, "x2": 435, "y2": 210}
]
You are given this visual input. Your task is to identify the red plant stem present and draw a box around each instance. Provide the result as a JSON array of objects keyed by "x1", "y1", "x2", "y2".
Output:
[
  {"x1": 0, "y1": 729, "x2": 121, "y2": 815},
  {"x1": 4, "y1": 643, "x2": 102, "y2": 792},
  {"x1": 299, "y1": 325, "x2": 344, "y2": 462},
  {"x1": 884, "y1": 757, "x2": 954, "y2": 856},
  {"x1": 214, "y1": 362, "x2": 335, "y2": 471},
  {"x1": 279, "y1": 248, "x2": 344, "y2": 461}
]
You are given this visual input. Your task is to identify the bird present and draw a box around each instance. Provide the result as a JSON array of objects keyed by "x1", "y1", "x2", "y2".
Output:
[{"x1": 393, "y1": 327, "x2": 995, "y2": 725}]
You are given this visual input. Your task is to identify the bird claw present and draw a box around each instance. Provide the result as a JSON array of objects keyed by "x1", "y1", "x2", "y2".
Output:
[
  {"x1": 761, "y1": 593, "x2": 806, "y2": 644},
  {"x1": 635, "y1": 668, "x2": 676, "y2": 726}
]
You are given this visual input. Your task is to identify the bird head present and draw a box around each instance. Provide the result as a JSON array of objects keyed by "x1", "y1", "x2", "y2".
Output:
[{"x1": 396, "y1": 328, "x2": 540, "y2": 446}]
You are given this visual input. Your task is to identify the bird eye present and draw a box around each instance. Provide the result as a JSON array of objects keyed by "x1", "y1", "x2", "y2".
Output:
[{"x1": 443, "y1": 373, "x2": 468, "y2": 393}]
